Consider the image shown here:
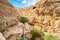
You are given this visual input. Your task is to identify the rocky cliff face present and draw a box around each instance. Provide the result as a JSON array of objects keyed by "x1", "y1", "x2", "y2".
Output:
[
  {"x1": 0, "y1": 0, "x2": 20, "y2": 40},
  {"x1": 0, "y1": 0, "x2": 13, "y2": 7},
  {"x1": 18, "y1": 0, "x2": 60, "y2": 39},
  {"x1": 0, "y1": 0, "x2": 19, "y2": 30},
  {"x1": 0, "y1": 0, "x2": 60, "y2": 40}
]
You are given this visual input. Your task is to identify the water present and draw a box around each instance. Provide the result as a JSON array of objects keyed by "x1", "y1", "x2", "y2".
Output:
[{"x1": 8, "y1": 0, "x2": 40, "y2": 8}]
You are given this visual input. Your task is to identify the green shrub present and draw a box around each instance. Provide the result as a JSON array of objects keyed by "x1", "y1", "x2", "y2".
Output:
[
  {"x1": 19, "y1": 17, "x2": 28, "y2": 23},
  {"x1": 30, "y1": 28, "x2": 59, "y2": 40},
  {"x1": 44, "y1": 34, "x2": 59, "y2": 40},
  {"x1": 30, "y1": 28, "x2": 44, "y2": 40}
]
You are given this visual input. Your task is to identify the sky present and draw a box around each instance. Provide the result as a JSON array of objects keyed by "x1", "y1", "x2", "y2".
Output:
[{"x1": 8, "y1": 0, "x2": 40, "y2": 8}]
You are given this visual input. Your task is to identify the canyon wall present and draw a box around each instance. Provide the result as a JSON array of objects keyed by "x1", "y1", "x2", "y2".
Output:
[{"x1": 0, "y1": 0, "x2": 60, "y2": 40}]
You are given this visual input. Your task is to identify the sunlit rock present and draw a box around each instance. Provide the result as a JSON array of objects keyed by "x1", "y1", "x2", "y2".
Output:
[{"x1": 0, "y1": 1, "x2": 19, "y2": 30}]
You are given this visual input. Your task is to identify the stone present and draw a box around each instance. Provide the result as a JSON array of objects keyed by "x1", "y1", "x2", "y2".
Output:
[
  {"x1": 0, "y1": 32, "x2": 6, "y2": 40},
  {"x1": 0, "y1": 2, "x2": 19, "y2": 30},
  {"x1": 0, "y1": 0, "x2": 60, "y2": 40}
]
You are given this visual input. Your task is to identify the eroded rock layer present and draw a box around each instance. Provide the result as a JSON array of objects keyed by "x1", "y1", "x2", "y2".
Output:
[
  {"x1": 18, "y1": 0, "x2": 60, "y2": 39},
  {"x1": 0, "y1": 0, "x2": 60, "y2": 40}
]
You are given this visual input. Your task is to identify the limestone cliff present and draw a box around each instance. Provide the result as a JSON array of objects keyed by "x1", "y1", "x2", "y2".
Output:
[
  {"x1": 18, "y1": 0, "x2": 60, "y2": 39},
  {"x1": 0, "y1": 0, "x2": 19, "y2": 30},
  {"x1": 0, "y1": 0, "x2": 60, "y2": 40}
]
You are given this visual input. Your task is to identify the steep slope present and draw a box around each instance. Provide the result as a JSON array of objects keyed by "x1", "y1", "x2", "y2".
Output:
[
  {"x1": 0, "y1": 0, "x2": 60, "y2": 40},
  {"x1": 0, "y1": 0, "x2": 19, "y2": 30},
  {"x1": 18, "y1": 0, "x2": 60, "y2": 39}
]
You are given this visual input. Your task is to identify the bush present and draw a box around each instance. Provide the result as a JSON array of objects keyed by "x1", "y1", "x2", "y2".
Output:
[
  {"x1": 19, "y1": 17, "x2": 28, "y2": 23},
  {"x1": 30, "y1": 28, "x2": 59, "y2": 40},
  {"x1": 44, "y1": 34, "x2": 59, "y2": 40},
  {"x1": 30, "y1": 28, "x2": 44, "y2": 40}
]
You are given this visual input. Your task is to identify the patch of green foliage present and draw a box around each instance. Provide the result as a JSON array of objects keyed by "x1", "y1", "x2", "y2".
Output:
[
  {"x1": 19, "y1": 17, "x2": 28, "y2": 23},
  {"x1": 30, "y1": 28, "x2": 44, "y2": 40},
  {"x1": 30, "y1": 28, "x2": 59, "y2": 40},
  {"x1": 44, "y1": 34, "x2": 59, "y2": 40}
]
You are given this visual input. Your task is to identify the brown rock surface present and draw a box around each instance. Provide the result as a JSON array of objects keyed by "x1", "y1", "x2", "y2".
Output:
[
  {"x1": 0, "y1": 32, "x2": 6, "y2": 40},
  {"x1": 0, "y1": 0, "x2": 60, "y2": 40},
  {"x1": 0, "y1": 1, "x2": 19, "y2": 30},
  {"x1": 17, "y1": 0, "x2": 60, "y2": 39},
  {"x1": 0, "y1": 0, "x2": 13, "y2": 7},
  {"x1": 3, "y1": 22, "x2": 32, "y2": 40}
]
